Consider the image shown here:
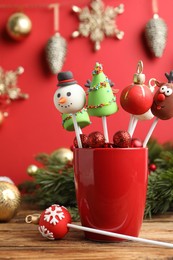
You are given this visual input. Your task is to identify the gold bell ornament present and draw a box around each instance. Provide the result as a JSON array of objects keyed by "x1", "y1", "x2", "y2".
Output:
[
  {"x1": 0, "y1": 177, "x2": 21, "y2": 222},
  {"x1": 6, "y1": 12, "x2": 32, "y2": 41},
  {"x1": 144, "y1": 0, "x2": 168, "y2": 58}
]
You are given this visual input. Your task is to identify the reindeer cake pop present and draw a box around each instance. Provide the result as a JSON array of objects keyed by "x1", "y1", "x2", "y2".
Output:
[
  {"x1": 54, "y1": 71, "x2": 86, "y2": 148},
  {"x1": 151, "y1": 71, "x2": 173, "y2": 120},
  {"x1": 143, "y1": 71, "x2": 173, "y2": 147}
]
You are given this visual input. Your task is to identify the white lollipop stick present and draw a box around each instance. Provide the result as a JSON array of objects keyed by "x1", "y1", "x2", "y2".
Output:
[
  {"x1": 102, "y1": 116, "x2": 109, "y2": 143},
  {"x1": 128, "y1": 114, "x2": 134, "y2": 134},
  {"x1": 68, "y1": 223, "x2": 173, "y2": 248},
  {"x1": 143, "y1": 117, "x2": 159, "y2": 147},
  {"x1": 129, "y1": 117, "x2": 138, "y2": 137},
  {"x1": 71, "y1": 114, "x2": 82, "y2": 148},
  {"x1": 78, "y1": 126, "x2": 83, "y2": 134}
]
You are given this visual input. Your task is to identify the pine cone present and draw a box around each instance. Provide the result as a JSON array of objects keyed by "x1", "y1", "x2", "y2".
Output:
[
  {"x1": 145, "y1": 16, "x2": 168, "y2": 58},
  {"x1": 45, "y1": 32, "x2": 67, "y2": 74}
]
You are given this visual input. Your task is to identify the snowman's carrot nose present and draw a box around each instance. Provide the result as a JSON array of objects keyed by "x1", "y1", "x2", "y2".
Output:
[{"x1": 59, "y1": 97, "x2": 67, "y2": 104}]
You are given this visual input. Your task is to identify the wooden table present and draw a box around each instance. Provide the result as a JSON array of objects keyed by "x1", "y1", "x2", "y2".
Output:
[{"x1": 0, "y1": 208, "x2": 173, "y2": 260}]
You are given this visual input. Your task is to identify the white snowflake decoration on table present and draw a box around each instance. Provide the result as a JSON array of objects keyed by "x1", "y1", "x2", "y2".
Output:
[
  {"x1": 72, "y1": 0, "x2": 124, "y2": 51},
  {"x1": 38, "y1": 225, "x2": 54, "y2": 240},
  {"x1": 44, "y1": 204, "x2": 65, "y2": 225}
]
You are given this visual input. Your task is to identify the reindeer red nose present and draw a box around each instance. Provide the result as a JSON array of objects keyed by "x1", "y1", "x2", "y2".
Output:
[{"x1": 157, "y1": 93, "x2": 165, "y2": 101}]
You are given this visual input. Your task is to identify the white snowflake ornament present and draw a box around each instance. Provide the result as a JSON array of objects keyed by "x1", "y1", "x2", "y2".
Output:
[
  {"x1": 38, "y1": 204, "x2": 71, "y2": 240},
  {"x1": 72, "y1": 0, "x2": 124, "y2": 51}
]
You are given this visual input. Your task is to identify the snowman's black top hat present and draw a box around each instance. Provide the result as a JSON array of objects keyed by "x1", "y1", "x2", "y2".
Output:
[{"x1": 57, "y1": 71, "x2": 77, "y2": 87}]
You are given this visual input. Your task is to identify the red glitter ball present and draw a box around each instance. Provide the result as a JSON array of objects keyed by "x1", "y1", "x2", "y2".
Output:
[
  {"x1": 88, "y1": 131, "x2": 105, "y2": 148},
  {"x1": 73, "y1": 134, "x2": 89, "y2": 148},
  {"x1": 131, "y1": 138, "x2": 143, "y2": 148},
  {"x1": 113, "y1": 130, "x2": 131, "y2": 148},
  {"x1": 103, "y1": 143, "x2": 114, "y2": 148}
]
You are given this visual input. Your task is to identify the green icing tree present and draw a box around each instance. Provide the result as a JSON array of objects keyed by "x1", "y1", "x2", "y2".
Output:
[{"x1": 86, "y1": 62, "x2": 118, "y2": 117}]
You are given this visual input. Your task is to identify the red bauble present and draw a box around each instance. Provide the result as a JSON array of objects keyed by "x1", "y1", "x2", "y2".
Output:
[
  {"x1": 103, "y1": 142, "x2": 114, "y2": 148},
  {"x1": 88, "y1": 131, "x2": 105, "y2": 148},
  {"x1": 73, "y1": 134, "x2": 89, "y2": 148},
  {"x1": 38, "y1": 204, "x2": 71, "y2": 240},
  {"x1": 113, "y1": 130, "x2": 131, "y2": 148},
  {"x1": 120, "y1": 84, "x2": 153, "y2": 115},
  {"x1": 149, "y1": 163, "x2": 157, "y2": 172},
  {"x1": 131, "y1": 138, "x2": 143, "y2": 148}
]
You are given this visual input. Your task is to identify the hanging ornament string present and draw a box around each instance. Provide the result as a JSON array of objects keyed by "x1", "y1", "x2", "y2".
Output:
[
  {"x1": 45, "y1": 3, "x2": 67, "y2": 75},
  {"x1": 49, "y1": 3, "x2": 59, "y2": 32},
  {"x1": 152, "y1": 0, "x2": 158, "y2": 16},
  {"x1": 144, "y1": 0, "x2": 168, "y2": 58}
]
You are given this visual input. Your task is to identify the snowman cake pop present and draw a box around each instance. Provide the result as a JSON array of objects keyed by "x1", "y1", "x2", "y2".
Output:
[
  {"x1": 62, "y1": 108, "x2": 91, "y2": 132},
  {"x1": 54, "y1": 71, "x2": 86, "y2": 148}
]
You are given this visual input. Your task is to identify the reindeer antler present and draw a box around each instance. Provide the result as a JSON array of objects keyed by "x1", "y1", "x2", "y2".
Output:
[{"x1": 165, "y1": 71, "x2": 173, "y2": 83}]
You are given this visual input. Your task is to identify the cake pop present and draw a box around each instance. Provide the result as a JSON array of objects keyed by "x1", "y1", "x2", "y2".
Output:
[
  {"x1": 120, "y1": 60, "x2": 153, "y2": 115},
  {"x1": 120, "y1": 61, "x2": 153, "y2": 137},
  {"x1": 86, "y1": 62, "x2": 118, "y2": 142},
  {"x1": 54, "y1": 71, "x2": 86, "y2": 148},
  {"x1": 143, "y1": 71, "x2": 173, "y2": 147},
  {"x1": 25, "y1": 204, "x2": 173, "y2": 248},
  {"x1": 62, "y1": 108, "x2": 91, "y2": 132}
]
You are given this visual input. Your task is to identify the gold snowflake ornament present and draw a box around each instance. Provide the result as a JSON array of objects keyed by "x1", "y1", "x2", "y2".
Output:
[
  {"x1": 0, "y1": 66, "x2": 28, "y2": 119},
  {"x1": 72, "y1": 0, "x2": 124, "y2": 51}
]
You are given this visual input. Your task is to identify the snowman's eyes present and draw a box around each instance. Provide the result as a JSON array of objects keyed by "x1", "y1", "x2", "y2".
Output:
[
  {"x1": 67, "y1": 92, "x2": 71, "y2": 97},
  {"x1": 57, "y1": 93, "x2": 61, "y2": 98}
]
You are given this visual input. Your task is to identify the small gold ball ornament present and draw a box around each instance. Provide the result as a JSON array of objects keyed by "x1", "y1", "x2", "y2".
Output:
[
  {"x1": 6, "y1": 12, "x2": 32, "y2": 41},
  {"x1": 27, "y1": 164, "x2": 38, "y2": 176},
  {"x1": 0, "y1": 181, "x2": 21, "y2": 222},
  {"x1": 51, "y1": 148, "x2": 73, "y2": 163}
]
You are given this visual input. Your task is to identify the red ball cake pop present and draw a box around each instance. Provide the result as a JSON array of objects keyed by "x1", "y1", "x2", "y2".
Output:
[
  {"x1": 120, "y1": 61, "x2": 153, "y2": 115},
  {"x1": 25, "y1": 204, "x2": 173, "y2": 248},
  {"x1": 151, "y1": 71, "x2": 173, "y2": 120},
  {"x1": 38, "y1": 204, "x2": 71, "y2": 240}
]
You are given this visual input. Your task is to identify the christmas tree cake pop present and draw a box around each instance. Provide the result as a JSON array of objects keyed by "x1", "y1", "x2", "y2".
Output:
[
  {"x1": 62, "y1": 108, "x2": 91, "y2": 131},
  {"x1": 86, "y1": 62, "x2": 118, "y2": 142},
  {"x1": 86, "y1": 62, "x2": 118, "y2": 117}
]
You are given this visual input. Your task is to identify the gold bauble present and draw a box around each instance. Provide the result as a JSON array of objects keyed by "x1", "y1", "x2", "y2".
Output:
[
  {"x1": 6, "y1": 12, "x2": 32, "y2": 41},
  {"x1": 51, "y1": 148, "x2": 73, "y2": 163},
  {"x1": 0, "y1": 182, "x2": 21, "y2": 222},
  {"x1": 27, "y1": 164, "x2": 38, "y2": 176}
]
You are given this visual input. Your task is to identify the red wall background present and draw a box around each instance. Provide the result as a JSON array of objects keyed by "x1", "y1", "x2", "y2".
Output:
[{"x1": 0, "y1": 0, "x2": 173, "y2": 185}]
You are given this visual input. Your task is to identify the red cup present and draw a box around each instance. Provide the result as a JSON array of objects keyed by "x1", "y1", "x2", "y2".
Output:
[{"x1": 73, "y1": 148, "x2": 148, "y2": 242}]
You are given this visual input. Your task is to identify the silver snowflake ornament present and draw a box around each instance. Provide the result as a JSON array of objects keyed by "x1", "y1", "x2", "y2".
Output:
[{"x1": 72, "y1": 0, "x2": 124, "y2": 51}]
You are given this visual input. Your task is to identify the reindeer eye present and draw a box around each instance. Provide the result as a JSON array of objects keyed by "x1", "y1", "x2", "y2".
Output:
[
  {"x1": 165, "y1": 88, "x2": 173, "y2": 96},
  {"x1": 160, "y1": 85, "x2": 167, "y2": 93}
]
